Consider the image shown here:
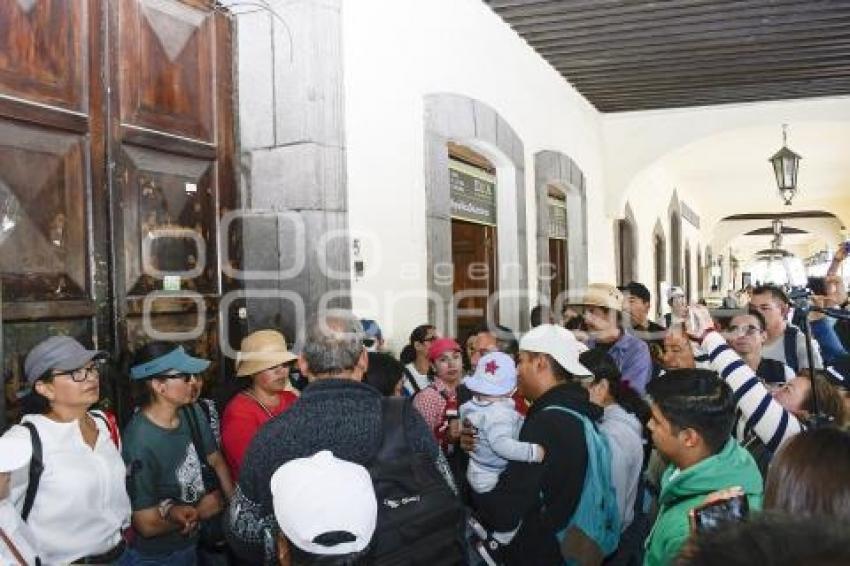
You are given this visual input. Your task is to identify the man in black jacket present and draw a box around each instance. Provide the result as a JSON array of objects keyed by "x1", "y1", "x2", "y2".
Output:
[{"x1": 471, "y1": 324, "x2": 601, "y2": 565}]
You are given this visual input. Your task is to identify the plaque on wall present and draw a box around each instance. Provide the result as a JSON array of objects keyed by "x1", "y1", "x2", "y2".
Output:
[
  {"x1": 548, "y1": 197, "x2": 568, "y2": 239},
  {"x1": 449, "y1": 159, "x2": 496, "y2": 226}
]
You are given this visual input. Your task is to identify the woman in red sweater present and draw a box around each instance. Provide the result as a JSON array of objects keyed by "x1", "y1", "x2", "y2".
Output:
[{"x1": 221, "y1": 330, "x2": 299, "y2": 479}]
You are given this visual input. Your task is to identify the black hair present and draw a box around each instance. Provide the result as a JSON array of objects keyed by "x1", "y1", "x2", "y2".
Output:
[
  {"x1": 579, "y1": 348, "x2": 650, "y2": 426},
  {"x1": 399, "y1": 324, "x2": 434, "y2": 365},
  {"x1": 677, "y1": 512, "x2": 850, "y2": 566},
  {"x1": 745, "y1": 308, "x2": 768, "y2": 331},
  {"x1": 646, "y1": 369, "x2": 734, "y2": 455},
  {"x1": 720, "y1": 308, "x2": 767, "y2": 331},
  {"x1": 491, "y1": 324, "x2": 519, "y2": 359},
  {"x1": 751, "y1": 284, "x2": 790, "y2": 306},
  {"x1": 290, "y1": 543, "x2": 371, "y2": 565},
  {"x1": 363, "y1": 352, "x2": 404, "y2": 397},
  {"x1": 530, "y1": 352, "x2": 574, "y2": 383},
  {"x1": 530, "y1": 305, "x2": 551, "y2": 328},
  {"x1": 20, "y1": 369, "x2": 54, "y2": 415},
  {"x1": 460, "y1": 328, "x2": 478, "y2": 374}
]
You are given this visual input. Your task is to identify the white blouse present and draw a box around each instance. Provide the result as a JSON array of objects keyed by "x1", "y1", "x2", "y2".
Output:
[{"x1": 1, "y1": 414, "x2": 131, "y2": 565}]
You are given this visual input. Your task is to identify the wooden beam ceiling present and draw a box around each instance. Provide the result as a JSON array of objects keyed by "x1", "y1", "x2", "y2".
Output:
[{"x1": 484, "y1": 0, "x2": 850, "y2": 112}]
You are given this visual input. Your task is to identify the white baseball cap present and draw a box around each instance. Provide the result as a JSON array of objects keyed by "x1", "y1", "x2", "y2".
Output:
[
  {"x1": 519, "y1": 324, "x2": 592, "y2": 377},
  {"x1": 271, "y1": 451, "x2": 377, "y2": 556},
  {"x1": 465, "y1": 352, "x2": 517, "y2": 396},
  {"x1": 0, "y1": 437, "x2": 32, "y2": 472}
]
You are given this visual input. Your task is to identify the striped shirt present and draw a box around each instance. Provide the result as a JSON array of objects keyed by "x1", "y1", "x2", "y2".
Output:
[{"x1": 703, "y1": 332, "x2": 804, "y2": 453}]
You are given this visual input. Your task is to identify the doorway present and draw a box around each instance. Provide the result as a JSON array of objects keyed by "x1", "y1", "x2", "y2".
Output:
[
  {"x1": 654, "y1": 233, "x2": 667, "y2": 318},
  {"x1": 547, "y1": 186, "x2": 569, "y2": 307},
  {"x1": 448, "y1": 144, "x2": 498, "y2": 339},
  {"x1": 452, "y1": 220, "x2": 498, "y2": 340}
]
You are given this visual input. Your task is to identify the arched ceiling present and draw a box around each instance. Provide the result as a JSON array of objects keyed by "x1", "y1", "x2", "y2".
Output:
[
  {"x1": 653, "y1": 122, "x2": 850, "y2": 228},
  {"x1": 711, "y1": 212, "x2": 844, "y2": 266}
]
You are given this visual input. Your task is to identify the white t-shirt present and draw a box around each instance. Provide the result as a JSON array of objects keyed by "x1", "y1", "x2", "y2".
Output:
[
  {"x1": 403, "y1": 363, "x2": 431, "y2": 395},
  {"x1": 2, "y1": 414, "x2": 131, "y2": 564},
  {"x1": 0, "y1": 503, "x2": 40, "y2": 566}
]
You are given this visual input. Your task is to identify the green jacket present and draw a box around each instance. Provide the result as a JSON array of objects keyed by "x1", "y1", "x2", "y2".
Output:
[{"x1": 644, "y1": 438, "x2": 763, "y2": 566}]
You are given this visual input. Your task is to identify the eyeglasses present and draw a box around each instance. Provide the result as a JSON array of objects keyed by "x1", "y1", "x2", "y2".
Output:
[
  {"x1": 52, "y1": 364, "x2": 100, "y2": 383},
  {"x1": 726, "y1": 325, "x2": 761, "y2": 337}
]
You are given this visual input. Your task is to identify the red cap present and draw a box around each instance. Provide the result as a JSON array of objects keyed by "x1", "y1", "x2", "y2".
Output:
[{"x1": 427, "y1": 338, "x2": 461, "y2": 362}]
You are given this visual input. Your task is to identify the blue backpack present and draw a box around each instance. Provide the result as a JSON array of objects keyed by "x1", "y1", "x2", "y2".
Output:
[{"x1": 543, "y1": 406, "x2": 620, "y2": 564}]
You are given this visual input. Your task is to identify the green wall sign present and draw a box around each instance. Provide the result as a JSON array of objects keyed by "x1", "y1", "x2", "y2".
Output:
[{"x1": 449, "y1": 160, "x2": 496, "y2": 226}]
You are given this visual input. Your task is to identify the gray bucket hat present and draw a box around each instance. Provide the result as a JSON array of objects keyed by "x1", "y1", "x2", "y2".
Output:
[{"x1": 24, "y1": 336, "x2": 106, "y2": 384}]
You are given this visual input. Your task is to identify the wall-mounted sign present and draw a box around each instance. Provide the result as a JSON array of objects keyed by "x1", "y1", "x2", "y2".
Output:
[
  {"x1": 548, "y1": 197, "x2": 567, "y2": 239},
  {"x1": 681, "y1": 201, "x2": 700, "y2": 229},
  {"x1": 449, "y1": 159, "x2": 496, "y2": 226}
]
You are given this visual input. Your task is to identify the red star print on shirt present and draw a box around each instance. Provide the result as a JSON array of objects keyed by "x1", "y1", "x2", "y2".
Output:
[{"x1": 485, "y1": 360, "x2": 499, "y2": 374}]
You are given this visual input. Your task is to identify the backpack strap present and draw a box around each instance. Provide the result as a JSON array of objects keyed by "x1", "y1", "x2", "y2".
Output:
[
  {"x1": 182, "y1": 405, "x2": 216, "y2": 492},
  {"x1": 20, "y1": 422, "x2": 43, "y2": 523},
  {"x1": 402, "y1": 366, "x2": 423, "y2": 395},
  {"x1": 784, "y1": 326, "x2": 799, "y2": 373},
  {"x1": 89, "y1": 410, "x2": 121, "y2": 450}
]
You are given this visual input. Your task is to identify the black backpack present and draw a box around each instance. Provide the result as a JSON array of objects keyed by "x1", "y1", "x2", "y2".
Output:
[{"x1": 367, "y1": 397, "x2": 466, "y2": 565}]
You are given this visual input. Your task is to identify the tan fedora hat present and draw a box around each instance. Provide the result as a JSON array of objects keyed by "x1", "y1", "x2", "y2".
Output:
[
  {"x1": 569, "y1": 283, "x2": 624, "y2": 312},
  {"x1": 236, "y1": 330, "x2": 298, "y2": 377}
]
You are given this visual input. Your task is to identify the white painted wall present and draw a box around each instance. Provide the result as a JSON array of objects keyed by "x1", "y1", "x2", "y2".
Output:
[{"x1": 342, "y1": 0, "x2": 610, "y2": 350}]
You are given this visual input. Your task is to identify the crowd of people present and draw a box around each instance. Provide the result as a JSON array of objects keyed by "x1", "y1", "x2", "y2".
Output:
[{"x1": 0, "y1": 253, "x2": 849, "y2": 564}]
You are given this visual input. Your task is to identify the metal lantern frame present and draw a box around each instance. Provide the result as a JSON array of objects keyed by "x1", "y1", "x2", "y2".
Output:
[{"x1": 769, "y1": 124, "x2": 801, "y2": 206}]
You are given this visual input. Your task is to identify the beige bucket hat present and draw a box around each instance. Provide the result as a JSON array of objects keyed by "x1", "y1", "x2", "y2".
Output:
[
  {"x1": 236, "y1": 330, "x2": 298, "y2": 377},
  {"x1": 569, "y1": 283, "x2": 624, "y2": 312}
]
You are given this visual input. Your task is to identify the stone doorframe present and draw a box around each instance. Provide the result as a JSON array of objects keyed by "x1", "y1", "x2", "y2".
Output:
[
  {"x1": 423, "y1": 93, "x2": 528, "y2": 334},
  {"x1": 669, "y1": 191, "x2": 683, "y2": 287},
  {"x1": 613, "y1": 202, "x2": 639, "y2": 286},
  {"x1": 534, "y1": 150, "x2": 588, "y2": 306}
]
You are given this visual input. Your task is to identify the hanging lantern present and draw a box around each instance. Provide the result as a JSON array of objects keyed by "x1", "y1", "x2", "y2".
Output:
[{"x1": 768, "y1": 124, "x2": 801, "y2": 206}]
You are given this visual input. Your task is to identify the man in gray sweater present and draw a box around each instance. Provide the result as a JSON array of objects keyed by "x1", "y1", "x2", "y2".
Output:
[{"x1": 225, "y1": 310, "x2": 457, "y2": 564}]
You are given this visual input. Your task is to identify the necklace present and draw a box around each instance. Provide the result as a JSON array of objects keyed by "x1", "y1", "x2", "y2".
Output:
[{"x1": 241, "y1": 389, "x2": 275, "y2": 418}]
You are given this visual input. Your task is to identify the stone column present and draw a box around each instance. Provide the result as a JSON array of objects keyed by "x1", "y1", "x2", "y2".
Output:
[{"x1": 234, "y1": 0, "x2": 350, "y2": 344}]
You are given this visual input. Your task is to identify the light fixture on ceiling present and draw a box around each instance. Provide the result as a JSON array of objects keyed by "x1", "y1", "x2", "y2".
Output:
[{"x1": 768, "y1": 124, "x2": 802, "y2": 206}]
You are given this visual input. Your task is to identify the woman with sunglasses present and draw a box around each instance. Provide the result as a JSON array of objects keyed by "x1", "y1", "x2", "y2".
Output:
[
  {"x1": 0, "y1": 335, "x2": 131, "y2": 564},
  {"x1": 122, "y1": 342, "x2": 233, "y2": 565},
  {"x1": 221, "y1": 330, "x2": 299, "y2": 480}
]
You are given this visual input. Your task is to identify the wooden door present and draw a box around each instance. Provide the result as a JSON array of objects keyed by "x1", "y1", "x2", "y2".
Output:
[
  {"x1": 0, "y1": 0, "x2": 237, "y2": 427},
  {"x1": 452, "y1": 219, "x2": 497, "y2": 339},
  {"x1": 0, "y1": 0, "x2": 107, "y2": 427},
  {"x1": 549, "y1": 238, "x2": 568, "y2": 308},
  {"x1": 109, "y1": 0, "x2": 236, "y2": 418}
]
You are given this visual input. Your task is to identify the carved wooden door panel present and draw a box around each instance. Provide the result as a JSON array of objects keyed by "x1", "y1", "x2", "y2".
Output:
[
  {"x1": 0, "y1": 0, "x2": 108, "y2": 427},
  {"x1": 109, "y1": 0, "x2": 236, "y2": 416},
  {"x1": 0, "y1": 0, "x2": 236, "y2": 427}
]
